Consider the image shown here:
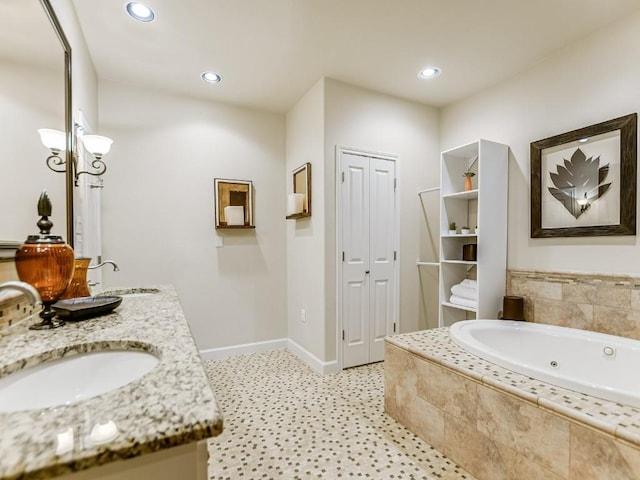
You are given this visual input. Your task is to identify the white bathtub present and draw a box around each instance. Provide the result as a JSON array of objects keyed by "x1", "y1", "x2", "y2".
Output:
[{"x1": 449, "y1": 320, "x2": 640, "y2": 409}]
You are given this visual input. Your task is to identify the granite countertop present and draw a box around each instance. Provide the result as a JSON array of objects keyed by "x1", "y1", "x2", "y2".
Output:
[{"x1": 0, "y1": 285, "x2": 223, "y2": 480}]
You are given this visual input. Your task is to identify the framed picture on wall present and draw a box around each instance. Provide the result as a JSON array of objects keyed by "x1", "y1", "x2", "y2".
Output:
[
  {"x1": 214, "y1": 178, "x2": 255, "y2": 229},
  {"x1": 530, "y1": 113, "x2": 637, "y2": 238}
]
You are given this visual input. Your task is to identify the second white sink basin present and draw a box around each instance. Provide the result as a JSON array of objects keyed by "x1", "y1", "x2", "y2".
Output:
[{"x1": 0, "y1": 350, "x2": 159, "y2": 412}]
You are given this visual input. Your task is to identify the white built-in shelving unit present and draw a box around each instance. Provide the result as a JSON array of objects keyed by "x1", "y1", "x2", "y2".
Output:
[{"x1": 438, "y1": 139, "x2": 508, "y2": 327}]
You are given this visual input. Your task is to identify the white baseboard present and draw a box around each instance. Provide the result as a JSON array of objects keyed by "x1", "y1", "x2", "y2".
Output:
[
  {"x1": 199, "y1": 338, "x2": 288, "y2": 362},
  {"x1": 286, "y1": 338, "x2": 340, "y2": 375},
  {"x1": 199, "y1": 337, "x2": 341, "y2": 374}
]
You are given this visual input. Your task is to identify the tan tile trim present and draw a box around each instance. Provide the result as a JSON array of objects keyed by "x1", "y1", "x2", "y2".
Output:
[{"x1": 0, "y1": 292, "x2": 38, "y2": 332}]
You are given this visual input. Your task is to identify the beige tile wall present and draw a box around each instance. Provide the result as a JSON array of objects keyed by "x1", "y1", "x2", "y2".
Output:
[
  {"x1": 0, "y1": 260, "x2": 37, "y2": 332},
  {"x1": 0, "y1": 260, "x2": 18, "y2": 283},
  {"x1": 385, "y1": 343, "x2": 640, "y2": 480},
  {"x1": 508, "y1": 269, "x2": 640, "y2": 340},
  {"x1": 0, "y1": 291, "x2": 37, "y2": 332}
]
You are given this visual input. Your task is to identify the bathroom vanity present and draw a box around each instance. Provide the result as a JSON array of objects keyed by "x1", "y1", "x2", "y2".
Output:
[{"x1": 0, "y1": 286, "x2": 222, "y2": 480}]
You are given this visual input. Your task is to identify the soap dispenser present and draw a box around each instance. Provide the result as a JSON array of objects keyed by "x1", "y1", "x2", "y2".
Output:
[{"x1": 15, "y1": 191, "x2": 75, "y2": 329}]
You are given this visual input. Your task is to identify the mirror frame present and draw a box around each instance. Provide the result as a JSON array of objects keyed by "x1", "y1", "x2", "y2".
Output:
[{"x1": 40, "y1": 0, "x2": 74, "y2": 247}]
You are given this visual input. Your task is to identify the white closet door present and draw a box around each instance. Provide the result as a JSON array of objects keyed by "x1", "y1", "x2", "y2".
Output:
[
  {"x1": 341, "y1": 152, "x2": 397, "y2": 368},
  {"x1": 342, "y1": 153, "x2": 371, "y2": 369},
  {"x1": 368, "y1": 157, "x2": 396, "y2": 362}
]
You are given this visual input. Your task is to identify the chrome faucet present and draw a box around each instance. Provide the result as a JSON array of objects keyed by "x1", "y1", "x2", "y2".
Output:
[
  {"x1": 0, "y1": 281, "x2": 42, "y2": 306},
  {"x1": 88, "y1": 260, "x2": 119, "y2": 272}
]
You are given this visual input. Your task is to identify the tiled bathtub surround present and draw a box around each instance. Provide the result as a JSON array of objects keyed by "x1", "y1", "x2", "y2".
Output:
[
  {"x1": 385, "y1": 329, "x2": 640, "y2": 480},
  {"x1": 508, "y1": 269, "x2": 640, "y2": 340}
]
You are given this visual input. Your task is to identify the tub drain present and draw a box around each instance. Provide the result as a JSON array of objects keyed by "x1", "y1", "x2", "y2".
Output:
[{"x1": 550, "y1": 361, "x2": 558, "y2": 368}]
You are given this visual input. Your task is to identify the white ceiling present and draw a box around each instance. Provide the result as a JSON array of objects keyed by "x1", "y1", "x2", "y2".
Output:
[{"x1": 70, "y1": 0, "x2": 640, "y2": 114}]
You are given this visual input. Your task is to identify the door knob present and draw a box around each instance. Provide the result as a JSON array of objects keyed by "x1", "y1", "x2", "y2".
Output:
[{"x1": 365, "y1": 270, "x2": 370, "y2": 275}]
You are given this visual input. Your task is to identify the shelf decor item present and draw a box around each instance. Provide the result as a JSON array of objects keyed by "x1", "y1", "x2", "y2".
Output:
[
  {"x1": 462, "y1": 154, "x2": 478, "y2": 191},
  {"x1": 214, "y1": 178, "x2": 255, "y2": 229},
  {"x1": 15, "y1": 191, "x2": 75, "y2": 330},
  {"x1": 461, "y1": 226, "x2": 470, "y2": 235},
  {"x1": 463, "y1": 171, "x2": 475, "y2": 191},
  {"x1": 448, "y1": 222, "x2": 457, "y2": 235},
  {"x1": 462, "y1": 243, "x2": 477, "y2": 261},
  {"x1": 531, "y1": 113, "x2": 637, "y2": 238}
]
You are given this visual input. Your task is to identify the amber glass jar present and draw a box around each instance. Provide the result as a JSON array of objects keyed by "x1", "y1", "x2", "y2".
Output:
[
  {"x1": 15, "y1": 239, "x2": 74, "y2": 329},
  {"x1": 14, "y1": 191, "x2": 75, "y2": 329},
  {"x1": 59, "y1": 257, "x2": 92, "y2": 299}
]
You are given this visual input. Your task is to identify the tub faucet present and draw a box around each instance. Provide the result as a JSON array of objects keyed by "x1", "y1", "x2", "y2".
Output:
[
  {"x1": 88, "y1": 260, "x2": 119, "y2": 272},
  {"x1": 0, "y1": 281, "x2": 42, "y2": 306}
]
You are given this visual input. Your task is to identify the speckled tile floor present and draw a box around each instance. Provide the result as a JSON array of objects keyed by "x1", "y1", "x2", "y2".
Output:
[{"x1": 204, "y1": 350, "x2": 474, "y2": 479}]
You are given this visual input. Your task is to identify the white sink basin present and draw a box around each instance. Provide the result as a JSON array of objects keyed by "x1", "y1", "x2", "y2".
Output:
[{"x1": 0, "y1": 350, "x2": 159, "y2": 412}]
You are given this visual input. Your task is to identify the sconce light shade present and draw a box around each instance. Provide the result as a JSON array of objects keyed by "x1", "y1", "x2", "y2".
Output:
[
  {"x1": 82, "y1": 135, "x2": 113, "y2": 157},
  {"x1": 38, "y1": 129, "x2": 66, "y2": 152}
]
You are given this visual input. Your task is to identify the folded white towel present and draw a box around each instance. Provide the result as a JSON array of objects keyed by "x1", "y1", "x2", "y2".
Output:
[
  {"x1": 449, "y1": 295, "x2": 478, "y2": 309},
  {"x1": 451, "y1": 284, "x2": 478, "y2": 301},
  {"x1": 461, "y1": 279, "x2": 477, "y2": 289}
]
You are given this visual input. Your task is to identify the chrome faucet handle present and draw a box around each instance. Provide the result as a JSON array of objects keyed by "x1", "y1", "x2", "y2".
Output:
[{"x1": 0, "y1": 281, "x2": 42, "y2": 306}]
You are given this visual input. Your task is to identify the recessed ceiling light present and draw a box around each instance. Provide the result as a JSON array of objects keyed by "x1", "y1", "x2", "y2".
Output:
[
  {"x1": 578, "y1": 137, "x2": 589, "y2": 143},
  {"x1": 201, "y1": 71, "x2": 223, "y2": 84},
  {"x1": 126, "y1": 2, "x2": 155, "y2": 22},
  {"x1": 418, "y1": 67, "x2": 441, "y2": 79}
]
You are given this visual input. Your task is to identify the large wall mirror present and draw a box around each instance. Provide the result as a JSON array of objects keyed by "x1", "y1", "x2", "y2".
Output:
[{"x1": 0, "y1": 0, "x2": 72, "y2": 250}]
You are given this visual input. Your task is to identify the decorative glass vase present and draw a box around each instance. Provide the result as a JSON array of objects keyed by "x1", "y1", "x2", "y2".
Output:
[
  {"x1": 59, "y1": 257, "x2": 92, "y2": 299},
  {"x1": 14, "y1": 192, "x2": 74, "y2": 329}
]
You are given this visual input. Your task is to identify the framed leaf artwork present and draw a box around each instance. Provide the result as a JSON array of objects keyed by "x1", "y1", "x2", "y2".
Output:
[{"x1": 531, "y1": 113, "x2": 637, "y2": 237}]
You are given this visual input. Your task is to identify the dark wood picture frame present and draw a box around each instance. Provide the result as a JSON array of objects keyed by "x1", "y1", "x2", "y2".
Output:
[
  {"x1": 286, "y1": 162, "x2": 312, "y2": 219},
  {"x1": 531, "y1": 113, "x2": 637, "y2": 238},
  {"x1": 214, "y1": 178, "x2": 255, "y2": 229}
]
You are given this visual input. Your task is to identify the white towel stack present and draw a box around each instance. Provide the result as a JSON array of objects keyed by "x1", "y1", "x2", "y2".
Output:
[{"x1": 449, "y1": 279, "x2": 478, "y2": 309}]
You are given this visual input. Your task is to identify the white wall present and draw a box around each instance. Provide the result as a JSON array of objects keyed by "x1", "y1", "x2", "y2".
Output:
[
  {"x1": 286, "y1": 79, "x2": 326, "y2": 360},
  {"x1": 441, "y1": 11, "x2": 640, "y2": 275},
  {"x1": 99, "y1": 81, "x2": 287, "y2": 350},
  {"x1": 324, "y1": 79, "x2": 440, "y2": 360},
  {"x1": 54, "y1": 0, "x2": 99, "y2": 128}
]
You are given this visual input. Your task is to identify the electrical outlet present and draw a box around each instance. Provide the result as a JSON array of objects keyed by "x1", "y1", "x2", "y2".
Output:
[{"x1": 300, "y1": 308, "x2": 306, "y2": 323}]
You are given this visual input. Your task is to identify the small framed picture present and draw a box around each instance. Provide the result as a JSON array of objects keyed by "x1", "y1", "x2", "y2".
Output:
[
  {"x1": 214, "y1": 178, "x2": 254, "y2": 229},
  {"x1": 530, "y1": 113, "x2": 637, "y2": 237}
]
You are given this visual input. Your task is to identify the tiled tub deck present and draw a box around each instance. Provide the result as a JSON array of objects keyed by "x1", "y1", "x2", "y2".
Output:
[{"x1": 385, "y1": 328, "x2": 640, "y2": 480}]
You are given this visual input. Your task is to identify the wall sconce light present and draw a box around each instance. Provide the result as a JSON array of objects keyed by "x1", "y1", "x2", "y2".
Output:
[
  {"x1": 38, "y1": 127, "x2": 113, "y2": 186},
  {"x1": 577, "y1": 192, "x2": 590, "y2": 213}
]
